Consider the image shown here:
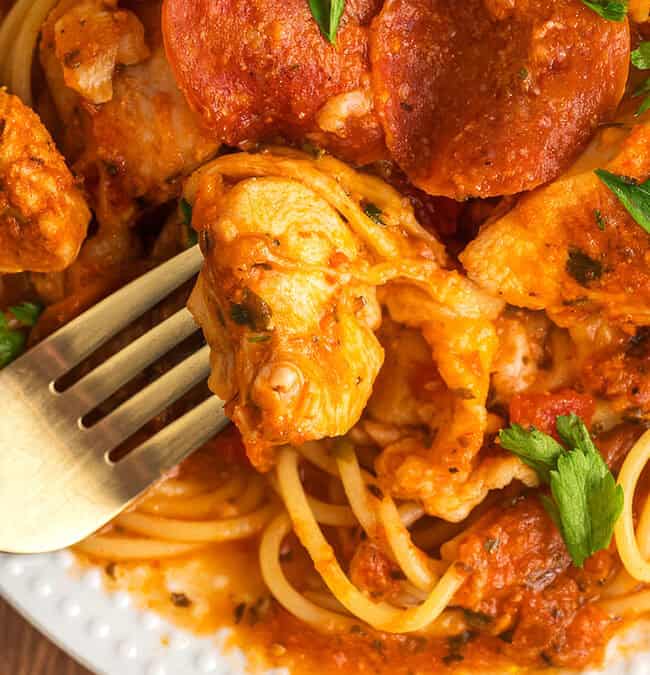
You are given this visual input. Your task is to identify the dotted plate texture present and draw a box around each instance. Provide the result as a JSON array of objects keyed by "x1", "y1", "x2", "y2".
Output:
[{"x1": 1, "y1": 551, "x2": 650, "y2": 675}]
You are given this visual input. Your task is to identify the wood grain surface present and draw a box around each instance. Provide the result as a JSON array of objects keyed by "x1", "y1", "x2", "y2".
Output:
[{"x1": 1, "y1": 597, "x2": 92, "y2": 675}]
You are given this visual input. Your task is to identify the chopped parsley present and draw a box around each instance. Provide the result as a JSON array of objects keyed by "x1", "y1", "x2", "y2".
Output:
[
  {"x1": 630, "y1": 42, "x2": 650, "y2": 115},
  {"x1": 579, "y1": 0, "x2": 628, "y2": 21},
  {"x1": 0, "y1": 324, "x2": 25, "y2": 368},
  {"x1": 632, "y1": 42, "x2": 650, "y2": 69},
  {"x1": 247, "y1": 333, "x2": 271, "y2": 343},
  {"x1": 595, "y1": 169, "x2": 650, "y2": 234},
  {"x1": 565, "y1": 248, "x2": 603, "y2": 286},
  {"x1": 499, "y1": 414, "x2": 623, "y2": 567},
  {"x1": 231, "y1": 303, "x2": 253, "y2": 326},
  {"x1": 594, "y1": 209, "x2": 606, "y2": 231},
  {"x1": 301, "y1": 141, "x2": 325, "y2": 159},
  {"x1": 179, "y1": 198, "x2": 197, "y2": 247},
  {"x1": 308, "y1": 0, "x2": 345, "y2": 44},
  {"x1": 9, "y1": 301, "x2": 42, "y2": 327},
  {"x1": 179, "y1": 198, "x2": 192, "y2": 225},
  {"x1": 170, "y1": 592, "x2": 192, "y2": 608},
  {"x1": 230, "y1": 288, "x2": 273, "y2": 331},
  {"x1": 0, "y1": 302, "x2": 43, "y2": 368},
  {"x1": 362, "y1": 201, "x2": 386, "y2": 226}
]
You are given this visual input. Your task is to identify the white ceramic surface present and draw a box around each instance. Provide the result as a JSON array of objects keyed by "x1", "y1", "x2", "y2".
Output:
[{"x1": 1, "y1": 550, "x2": 650, "y2": 675}]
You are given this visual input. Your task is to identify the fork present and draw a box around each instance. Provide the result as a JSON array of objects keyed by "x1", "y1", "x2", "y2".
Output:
[{"x1": 0, "y1": 245, "x2": 228, "y2": 554}]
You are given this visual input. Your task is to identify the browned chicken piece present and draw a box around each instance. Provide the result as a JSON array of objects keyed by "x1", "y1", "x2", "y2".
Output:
[
  {"x1": 361, "y1": 286, "x2": 535, "y2": 521},
  {"x1": 461, "y1": 119, "x2": 650, "y2": 330},
  {"x1": 185, "y1": 149, "x2": 503, "y2": 474},
  {"x1": 53, "y1": 0, "x2": 150, "y2": 104},
  {"x1": 40, "y1": 0, "x2": 219, "y2": 229},
  {"x1": 0, "y1": 89, "x2": 90, "y2": 273}
]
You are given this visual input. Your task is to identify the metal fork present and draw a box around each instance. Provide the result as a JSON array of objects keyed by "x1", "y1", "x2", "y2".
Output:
[{"x1": 0, "y1": 245, "x2": 228, "y2": 554}]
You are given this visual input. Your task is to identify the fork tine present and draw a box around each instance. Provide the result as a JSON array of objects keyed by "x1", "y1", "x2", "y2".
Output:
[
  {"x1": 19, "y1": 245, "x2": 203, "y2": 381},
  {"x1": 110, "y1": 395, "x2": 228, "y2": 493},
  {"x1": 62, "y1": 307, "x2": 199, "y2": 413},
  {"x1": 87, "y1": 344, "x2": 211, "y2": 452}
]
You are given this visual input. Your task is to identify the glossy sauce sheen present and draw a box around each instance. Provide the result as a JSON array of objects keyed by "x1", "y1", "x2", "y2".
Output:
[
  {"x1": 163, "y1": 0, "x2": 630, "y2": 197},
  {"x1": 371, "y1": 0, "x2": 630, "y2": 198},
  {"x1": 162, "y1": 0, "x2": 385, "y2": 163},
  {"x1": 80, "y1": 437, "x2": 628, "y2": 674}
]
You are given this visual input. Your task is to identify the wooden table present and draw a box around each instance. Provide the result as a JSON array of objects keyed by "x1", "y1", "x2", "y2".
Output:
[{"x1": 1, "y1": 597, "x2": 92, "y2": 675}]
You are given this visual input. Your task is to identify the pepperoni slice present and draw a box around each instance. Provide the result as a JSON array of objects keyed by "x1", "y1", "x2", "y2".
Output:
[
  {"x1": 162, "y1": 0, "x2": 384, "y2": 162},
  {"x1": 370, "y1": 0, "x2": 629, "y2": 198}
]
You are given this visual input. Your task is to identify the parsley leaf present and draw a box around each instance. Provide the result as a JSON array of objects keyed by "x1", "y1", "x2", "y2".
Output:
[
  {"x1": 499, "y1": 414, "x2": 623, "y2": 567},
  {"x1": 636, "y1": 91, "x2": 650, "y2": 117},
  {"x1": 0, "y1": 326, "x2": 26, "y2": 368},
  {"x1": 580, "y1": 0, "x2": 628, "y2": 21},
  {"x1": 362, "y1": 202, "x2": 386, "y2": 226},
  {"x1": 632, "y1": 42, "x2": 650, "y2": 69},
  {"x1": 247, "y1": 333, "x2": 271, "y2": 343},
  {"x1": 9, "y1": 301, "x2": 42, "y2": 327},
  {"x1": 179, "y1": 198, "x2": 192, "y2": 226},
  {"x1": 230, "y1": 288, "x2": 273, "y2": 331},
  {"x1": 308, "y1": 0, "x2": 345, "y2": 44},
  {"x1": 550, "y1": 447, "x2": 623, "y2": 567},
  {"x1": 565, "y1": 248, "x2": 603, "y2": 285},
  {"x1": 556, "y1": 413, "x2": 598, "y2": 456},
  {"x1": 630, "y1": 45, "x2": 650, "y2": 115},
  {"x1": 498, "y1": 424, "x2": 564, "y2": 484},
  {"x1": 595, "y1": 169, "x2": 650, "y2": 234},
  {"x1": 594, "y1": 209, "x2": 606, "y2": 230},
  {"x1": 179, "y1": 198, "x2": 197, "y2": 247}
]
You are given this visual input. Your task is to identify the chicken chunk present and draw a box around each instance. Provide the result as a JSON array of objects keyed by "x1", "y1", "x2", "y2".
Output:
[
  {"x1": 461, "y1": 119, "x2": 650, "y2": 329},
  {"x1": 185, "y1": 149, "x2": 502, "y2": 472},
  {"x1": 52, "y1": 0, "x2": 150, "y2": 104},
  {"x1": 40, "y1": 0, "x2": 219, "y2": 229},
  {"x1": 0, "y1": 89, "x2": 90, "y2": 273}
]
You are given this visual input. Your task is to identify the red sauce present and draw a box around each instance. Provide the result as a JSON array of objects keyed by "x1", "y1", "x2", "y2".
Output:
[
  {"x1": 509, "y1": 389, "x2": 596, "y2": 439},
  {"x1": 75, "y1": 423, "x2": 634, "y2": 675}
]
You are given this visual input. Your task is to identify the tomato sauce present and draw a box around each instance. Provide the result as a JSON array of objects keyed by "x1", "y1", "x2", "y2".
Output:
[{"x1": 509, "y1": 389, "x2": 596, "y2": 439}]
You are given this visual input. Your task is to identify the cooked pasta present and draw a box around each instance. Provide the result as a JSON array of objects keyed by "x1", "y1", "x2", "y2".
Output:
[{"x1": 3, "y1": 0, "x2": 650, "y2": 673}]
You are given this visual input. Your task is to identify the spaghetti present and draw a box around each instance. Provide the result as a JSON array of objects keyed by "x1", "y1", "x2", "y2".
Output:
[
  {"x1": 2, "y1": 0, "x2": 650, "y2": 671},
  {"x1": 0, "y1": 0, "x2": 58, "y2": 104}
]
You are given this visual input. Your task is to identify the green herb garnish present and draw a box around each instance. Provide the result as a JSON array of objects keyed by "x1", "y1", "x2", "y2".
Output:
[
  {"x1": 630, "y1": 42, "x2": 650, "y2": 115},
  {"x1": 0, "y1": 326, "x2": 26, "y2": 368},
  {"x1": 499, "y1": 424, "x2": 564, "y2": 484},
  {"x1": 595, "y1": 169, "x2": 650, "y2": 234},
  {"x1": 9, "y1": 301, "x2": 42, "y2": 327},
  {"x1": 499, "y1": 414, "x2": 623, "y2": 567},
  {"x1": 632, "y1": 42, "x2": 650, "y2": 69},
  {"x1": 247, "y1": 334, "x2": 271, "y2": 343},
  {"x1": 179, "y1": 198, "x2": 198, "y2": 247},
  {"x1": 0, "y1": 312, "x2": 22, "y2": 367},
  {"x1": 566, "y1": 248, "x2": 603, "y2": 285},
  {"x1": 594, "y1": 209, "x2": 606, "y2": 230},
  {"x1": 179, "y1": 198, "x2": 192, "y2": 225},
  {"x1": 308, "y1": 0, "x2": 345, "y2": 44},
  {"x1": 362, "y1": 202, "x2": 386, "y2": 226},
  {"x1": 580, "y1": 0, "x2": 628, "y2": 21},
  {"x1": 0, "y1": 302, "x2": 42, "y2": 368},
  {"x1": 230, "y1": 288, "x2": 273, "y2": 331}
]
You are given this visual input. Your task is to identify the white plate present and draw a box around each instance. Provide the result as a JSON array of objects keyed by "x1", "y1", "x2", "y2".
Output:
[
  {"x1": 1, "y1": 549, "x2": 650, "y2": 675},
  {"x1": 0, "y1": 550, "x2": 258, "y2": 675}
]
